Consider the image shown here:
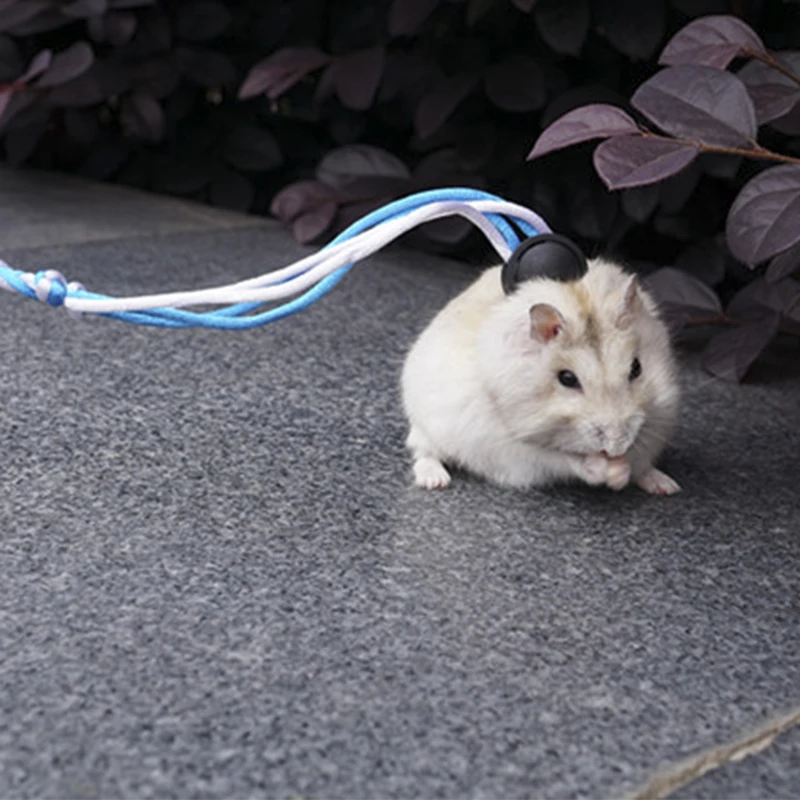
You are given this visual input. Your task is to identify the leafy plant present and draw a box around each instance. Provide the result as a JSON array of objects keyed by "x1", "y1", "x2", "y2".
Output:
[
  {"x1": 528, "y1": 14, "x2": 800, "y2": 381},
  {"x1": 0, "y1": 2, "x2": 798, "y2": 380}
]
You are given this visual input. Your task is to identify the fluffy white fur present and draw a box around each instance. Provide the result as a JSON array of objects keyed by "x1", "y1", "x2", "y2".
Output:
[{"x1": 401, "y1": 258, "x2": 680, "y2": 494}]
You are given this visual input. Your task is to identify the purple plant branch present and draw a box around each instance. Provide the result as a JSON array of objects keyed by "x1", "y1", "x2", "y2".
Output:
[
  {"x1": 746, "y1": 48, "x2": 800, "y2": 89},
  {"x1": 639, "y1": 130, "x2": 800, "y2": 165}
]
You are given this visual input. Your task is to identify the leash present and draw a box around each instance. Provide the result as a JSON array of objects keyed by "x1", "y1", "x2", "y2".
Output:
[{"x1": 0, "y1": 187, "x2": 587, "y2": 330}]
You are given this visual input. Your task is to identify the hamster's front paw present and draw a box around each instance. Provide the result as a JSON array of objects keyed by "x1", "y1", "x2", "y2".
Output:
[
  {"x1": 413, "y1": 457, "x2": 452, "y2": 490},
  {"x1": 605, "y1": 456, "x2": 631, "y2": 491},
  {"x1": 580, "y1": 453, "x2": 608, "y2": 486},
  {"x1": 636, "y1": 467, "x2": 681, "y2": 496}
]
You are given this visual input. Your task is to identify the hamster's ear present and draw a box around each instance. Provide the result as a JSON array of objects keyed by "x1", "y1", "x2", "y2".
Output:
[
  {"x1": 529, "y1": 304, "x2": 566, "y2": 344},
  {"x1": 615, "y1": 275, "x2": 642, "y2": 330}
]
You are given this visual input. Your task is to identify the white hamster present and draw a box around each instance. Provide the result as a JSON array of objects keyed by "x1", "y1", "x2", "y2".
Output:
[{"x1": 401, "y1": 258, "x2": 680, "y2": 494}]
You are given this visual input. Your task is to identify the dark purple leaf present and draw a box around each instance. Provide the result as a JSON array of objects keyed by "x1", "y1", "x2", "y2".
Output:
[
  {"x1": 770, "y1": 107, "x2": 800, "y2": 136},
  {"x1": 0, "y1": 91, "x2": 34, "y2": 130},
  {"x1": 700, "y1": 152, "x2": 741, "y2": 179},
  {"x1": 131, "y1": 57, "x2": 180, "y2": 98},
  {"x1": 727, "y1": 276, "x2": 800, "y2": 319},
  {"x1": 766, "y1": 240, "x2": 800, "y2": 283},
  {"x1": 313, "y1": 62, "x2": 337, "y2": 104},
  {"x1": 37, "y1": 42, "x2": 94, "y2": 88},
  {"x1": 726, "y1": 164, "x2": 800, "y2": 266},
  {"x1": 291, "y1": 201, "x2": 338, "y2": 245},
  {"x1": 0, "y1": 91, "x2": 11, "y2": 126},
  {"x1": 528, "y1": 103, "x2": 639, "y2": 160},
  {"x1": 20, "y1": 49, "x2": 52, "y2": 82},
  {"x1": 653, "y1": 213, "x2": 692, "y2": 242},
  {"x1": 413, "y1": 147, "x2": 482, "y2": 188},
  {"x1": 510, "y1": 0, "x2": 536, "y2": 11},
  {"x1": 702, "y1": 312, "x2": 780, "y2": 382},
  {"x1": 0, "y1": 35, "x2": 22, "y2": 82},
  {"x1": 738, "y1": 53, "x2": 800, "y2": 126},
  {"x1": 316, "y1": 144, "x2": 410, "y2": 193},
  {"x1": 270, "y1": 180, "x2": 339, "y2": 225},
  {"x1": 414, "y1": 72, "x2": 480, "y2": 139},
  {"x1": 540, "y1": 86, "x2": 629, "y2": 129},
  {"x1": 484, "y1": 55, "x2": 545, "y2": 112},
  {"x1": 88, "y1": 11, "x2": 137, "y2": 45},
  {"x1": 0, "y1": 96, "x2": 45, "y2": 133},
  {"x1": 238, "y1": 47, "x2": 331, "y2": 100},
  {"x1": 621, "y1": 184, "x2": 660, "y2": 222},
  {"x1": 121, "y1": 92, "x2": 164, "y2": 141},
  {"x1": 659, "y1": 14, "x2": 765, "y2": 69},
  {"x1": 0, "y1": 1, "x2": 46, "y2": 33},
  {"x1": 466, "y1": 0, "x2": 496, "y2": 27},
  {"x1": 593, "y1": 135, "x2": 698, "y2": 190},
  {"x1": 223, "y1": 124, "x2": 283, "y2": 172},
  {"x1": 49, "y1": 60, "x2": 130, "y2": 107},
  {"x1": 327, "y1": 109, "x2": 367, "y2": 145},
  {"x1": 63, "y1": 0, "x2": 107, "y2": 17},
  {"x1": 596, "y1": 0, "x2": 665, "y2": 61},
  {"x1": 632, "y1": 65, "x2": 757, "y2": 148},
  {"x1": 659, "y1": 162, "x2": 701, "y2": 213},
  {"x1": 747, "y1": 83, "x2": 800, "y2": 126},
  {"x1": 643, "y1": 266, "x2": 722, "y2": 331},
  {"x1": 7, "y1": 7, "x2": 64, "y2": 35},
  {"x1": 388, "y1": 0, "x2": 440, "y2": 36},
  {"x1": 568, "y1": 179, "x2": 618, "y2": 240},
  {"x1": 209, "y1": 168, "x2": 254, "y2": 212},
  {"x1": 534, "y1": 0, "x2": 589, "y2": 57},
  {"x1": 675, "y1": 237, "x2": 727, "y2": 286},
  {"x1": 176, "y1": 0, "x2": 231, "y2": 42},
  {"x1": 332, "y1": 46, "x2": 385, "y2": 111},
  {"x1": 378, "y1": 51, "x2": 443, "y2": 105},
  {"x1": 132, "y1": 7, "x2": 171, "y2": 54},
  {"x1": 175, "y1": 47, "x2": 235, "y2": 88}
]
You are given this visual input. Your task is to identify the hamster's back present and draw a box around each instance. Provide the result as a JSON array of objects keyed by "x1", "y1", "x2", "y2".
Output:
[{"x1": 401, "y1": 266, "x2": 503, "y2": 404}]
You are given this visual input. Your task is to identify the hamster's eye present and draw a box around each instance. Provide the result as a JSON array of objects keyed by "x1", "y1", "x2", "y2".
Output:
[
  {"x1": 558, "y1": 370, "x2": 581, "y2": 390},
  {"x1": 629, "y1": 357, "x2": 642, "y2": 381}
]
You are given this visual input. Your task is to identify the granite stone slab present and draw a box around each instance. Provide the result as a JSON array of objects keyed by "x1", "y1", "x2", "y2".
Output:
[
  {"x1": 0, "y1": 174, "x2": 798, "y2": 799},
  {"x1": 669, "y1": 722, "x2": 800, "y2": 800},
  {"x1": 0, "y1": 166, "x2": 266, "y2": 252}
]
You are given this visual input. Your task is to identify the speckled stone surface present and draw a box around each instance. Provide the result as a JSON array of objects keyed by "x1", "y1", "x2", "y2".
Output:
[
  {"x1": 0, "y1": 166, "x2": 265, "y2": 250},
  {"x1": 669, "y1": 724, "x2": 800, "y2": 799},
  {"x1": 1, "y1": 175, "x2": 799, "y2": 799}
]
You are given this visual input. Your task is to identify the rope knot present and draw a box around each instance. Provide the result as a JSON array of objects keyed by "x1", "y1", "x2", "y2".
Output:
[{"x1": 34, "y1": 270, "x2": 68, "y2": 307}]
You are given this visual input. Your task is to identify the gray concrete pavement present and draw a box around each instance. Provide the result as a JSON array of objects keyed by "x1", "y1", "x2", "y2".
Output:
[{"x1": 1, "y1": 167, "x2": 798, "y2": 799}]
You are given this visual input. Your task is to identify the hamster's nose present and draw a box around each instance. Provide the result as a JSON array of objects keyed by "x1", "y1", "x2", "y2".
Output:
[{"x1": 600, "y1": 426, "x2": 628, "y2": 457}]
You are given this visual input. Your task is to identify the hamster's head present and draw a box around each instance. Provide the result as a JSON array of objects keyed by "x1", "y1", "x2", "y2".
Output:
[{"x1": 479, "y1": 258, "x2": 679, "y2": 458}]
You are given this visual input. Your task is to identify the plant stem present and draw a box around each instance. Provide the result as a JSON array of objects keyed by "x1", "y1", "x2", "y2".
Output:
[
  {"x1": 640, "y1": 131, "x2": 800, "y2": 165},
  {"x1": 748, "y1": 49, "x2": 800, "y2": 89}
]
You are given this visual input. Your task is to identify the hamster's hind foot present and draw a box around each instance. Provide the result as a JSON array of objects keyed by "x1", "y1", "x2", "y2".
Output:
[
  {"x1": 636, "y1": 467, "x2": 681, "y2": 495},
  {"x1": 413, "y1": 457, "x2": 452, "y2": 490}
]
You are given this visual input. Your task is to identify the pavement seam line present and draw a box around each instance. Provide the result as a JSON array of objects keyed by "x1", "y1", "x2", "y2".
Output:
[{"x1": 623, "y1": 706, "x2": 800, "y2": 800}]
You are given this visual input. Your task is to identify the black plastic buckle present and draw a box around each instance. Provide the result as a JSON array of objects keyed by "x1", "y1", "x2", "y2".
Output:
[{"x1": 501, "y1": 233, "x2": 588, "y2": 295}]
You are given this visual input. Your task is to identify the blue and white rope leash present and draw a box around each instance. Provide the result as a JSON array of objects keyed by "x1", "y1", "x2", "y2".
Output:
[{"x1": 0, "y1": 188, "x2": 553, "y2": 330}]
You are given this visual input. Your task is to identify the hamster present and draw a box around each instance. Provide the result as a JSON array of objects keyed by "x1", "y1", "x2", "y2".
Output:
[{"x1": 401, "y1": 258, "x2": 680, "y2": 495}]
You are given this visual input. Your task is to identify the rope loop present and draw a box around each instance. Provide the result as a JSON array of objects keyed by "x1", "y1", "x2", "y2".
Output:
[{"x1": 33, "y1": 270, "x2": 69, "y2": 307}]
